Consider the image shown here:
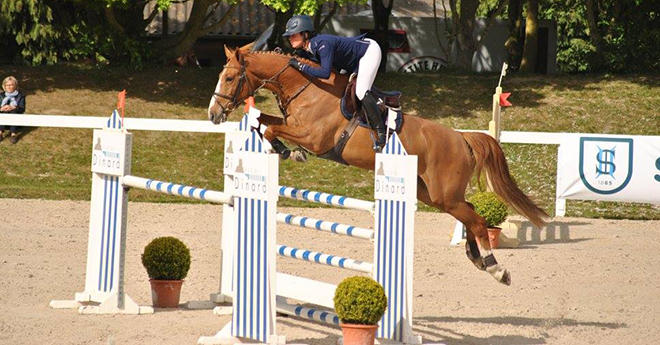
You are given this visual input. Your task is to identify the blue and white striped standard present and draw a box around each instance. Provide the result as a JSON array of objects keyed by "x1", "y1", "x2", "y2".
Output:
[
  {"x1": 278, "y1": 186, "x2": 375, "y2": 212},
  {"x1": 276, "y1": 300, "x2": 340, "y2": 326},
  {"x1": 276, "y1": 213, "x2": 374, "y2": 240},
  {"x1": 122, "y1": 175, "x2": 232, "y2": 205},
  {"x1": 277, "y1": 244, "x2": 373, "y2": 273},
  {"x1": 228, "y1": 128, "x2": 278, "y2": 343},
  {"x1": 374, "y1": 132, "x2": 416, "y2": 342}
]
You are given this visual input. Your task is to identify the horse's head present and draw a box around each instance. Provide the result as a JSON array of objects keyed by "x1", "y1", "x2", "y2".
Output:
[{"x1": 208, "y1": 45, "x2": 254, "y2": 124}]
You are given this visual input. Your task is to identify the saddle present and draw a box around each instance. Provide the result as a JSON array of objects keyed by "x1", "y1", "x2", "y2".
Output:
[
  {"x1": 319, "y1": 75, "x2": 404, "y2": 165},
  {"x1": 340, "y1": 74, "x2": 403, "y2": 124}
]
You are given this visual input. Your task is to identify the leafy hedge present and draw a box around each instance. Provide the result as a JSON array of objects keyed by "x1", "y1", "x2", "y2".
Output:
[
  {"x1": 141, "y1": 236, "x2": 191, "y2": 280},
  {"x1": 333, "y1": 276, "x2": 387, "y2": 325}
]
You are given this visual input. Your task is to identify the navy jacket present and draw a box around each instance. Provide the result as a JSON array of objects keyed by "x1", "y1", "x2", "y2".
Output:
[
  {"x1": 0, "y1": 90, "x2": 26, "y2": 114},
  {"x1": 297, "y1": 34, "x2": 370, "y2": 79}
]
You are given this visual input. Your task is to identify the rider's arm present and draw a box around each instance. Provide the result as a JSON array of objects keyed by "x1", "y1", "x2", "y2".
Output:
[{"x1": 299, "y1": 40, "x2": 333, "y2": 79}]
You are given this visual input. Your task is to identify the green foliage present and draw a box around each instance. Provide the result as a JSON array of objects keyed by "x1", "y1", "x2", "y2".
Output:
[
  {"x1": 0, "y1": 0, "x2": 67, "y2": 65},
  {"x1": 541, "y1": 0, "x2": 660, "y2": 73},
  {"x1": 333, "y1": 276, "x2": 387, "y2": 325},
  {"x1": 469, "y1": 191, "x2": 508, "y2": 227},
  {"x1": 260, "y1": 0, "x2": 366, "y2": 14},
  {"x1": 141, "y1": 237, "x2": 191, "y2": 280}
]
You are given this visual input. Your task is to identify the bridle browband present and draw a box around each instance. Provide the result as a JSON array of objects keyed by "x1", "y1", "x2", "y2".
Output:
[{"x1": 212, "y1": 56, "x2": 312, "y2": 122}]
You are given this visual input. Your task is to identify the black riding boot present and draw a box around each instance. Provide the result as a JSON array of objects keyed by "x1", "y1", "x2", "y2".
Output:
[{"x1": 361, "y1": 91, "x2": 387, "y2": 152}]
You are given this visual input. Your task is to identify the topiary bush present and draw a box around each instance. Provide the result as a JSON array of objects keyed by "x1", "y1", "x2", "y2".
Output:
[
  {"x1": 333, "y1": 276, "x2": 387, "y2": 325},
  {"x1": 141, "y1": 236, "x2": 191, "y2": 280},
  {"x1": 470, "y1": 191, "x2": 509, "y2": 227}
]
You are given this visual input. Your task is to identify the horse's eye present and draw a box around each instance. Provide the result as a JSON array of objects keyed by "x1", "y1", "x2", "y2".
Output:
[{"x1": 225, "y1": 77, "x2": 234, "y2": 82}]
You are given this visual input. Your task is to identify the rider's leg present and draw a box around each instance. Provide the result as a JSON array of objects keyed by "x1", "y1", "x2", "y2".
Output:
[{"x1": 356, "y1": 39, "x2": 386, "y2": 151}]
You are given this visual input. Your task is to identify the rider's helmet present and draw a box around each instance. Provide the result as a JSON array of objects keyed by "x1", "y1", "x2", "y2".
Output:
[{"x1": 282, "y1": 15, "x2": 315, "y2": 37}]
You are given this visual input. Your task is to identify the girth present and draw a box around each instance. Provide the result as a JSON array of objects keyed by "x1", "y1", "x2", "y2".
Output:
[{"x1": 317, "y1": 117, "x2": 361, "y2": 165}]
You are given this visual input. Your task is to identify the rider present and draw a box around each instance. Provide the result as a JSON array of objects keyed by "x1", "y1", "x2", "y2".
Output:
[{"x1": 282, "y1": 15, "x2": 387, "y2": 151}]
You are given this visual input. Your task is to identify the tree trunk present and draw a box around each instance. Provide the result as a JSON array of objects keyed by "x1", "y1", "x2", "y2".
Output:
[
  {"x1": 505, "y1": 0, "x2": 524, "y2": 70},
  {"x1": 519, "y1": 0, "x2": 538, "y2": 73},
  {"x1": 267, "y1": 8, "x2": 294, "y2": 51},
  {"x1": 455, "y1": 0, "x2": 479, "y2": 70},
  {"x1": 584, "y1": 0, "x2": 604, "y2": 54},
  {"x1": 371, "y1": 0, "x2": 393, "y2": 72}
]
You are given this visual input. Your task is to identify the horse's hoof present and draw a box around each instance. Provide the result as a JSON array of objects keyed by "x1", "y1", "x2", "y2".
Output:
[
  {"x1": 500, "y1": 269, "x2": 511, "y2": 286},
  {"x1": 290, "y1": 150, "x2": 307, "y2": 163},
  {"x1": 486, "y1": 264, "x2": 511, "y2": 286}
]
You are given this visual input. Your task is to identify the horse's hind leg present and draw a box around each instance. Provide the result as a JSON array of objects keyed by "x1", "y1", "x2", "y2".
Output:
[
  {"x1": 445, "y1": 201, "x2": 511, "y2": 285},
  {"x1": 417, "y1": 178, "x2": 487, "y2": 272}
]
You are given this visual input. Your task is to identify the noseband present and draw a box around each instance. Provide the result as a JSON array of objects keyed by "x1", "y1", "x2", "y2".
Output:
[
  {"x1": 212, "y1": 59, "x2": 292, "y2": 116},
  {"x1": 212, "y1": 63, "x2": 252, "y2": 115}
]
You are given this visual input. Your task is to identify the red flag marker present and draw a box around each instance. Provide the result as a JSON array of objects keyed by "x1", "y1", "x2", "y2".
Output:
[
  {"x1": 244, "y1": 96, "x2": 255, "y2": 113},
  {"x1": 499, "y1": 92, "x2": 512, "y2": 107},
  {"x1": 117, "y1": 90, "x2": 126, "y2": 124}
]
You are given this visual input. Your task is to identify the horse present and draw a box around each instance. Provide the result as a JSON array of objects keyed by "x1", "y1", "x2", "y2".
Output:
[{"x1": 208, "y1": 45, "x2": 549, "y2": 286}]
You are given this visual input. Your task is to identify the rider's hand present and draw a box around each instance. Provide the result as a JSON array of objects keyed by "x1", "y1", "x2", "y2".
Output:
[{"x1": 288, "y1": 58, "x2": 304, "y2": 72}]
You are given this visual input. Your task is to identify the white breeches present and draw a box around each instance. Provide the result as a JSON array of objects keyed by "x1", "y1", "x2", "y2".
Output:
[{"x1": 356, "y1": 38, "x2": 382, "y2": 100}]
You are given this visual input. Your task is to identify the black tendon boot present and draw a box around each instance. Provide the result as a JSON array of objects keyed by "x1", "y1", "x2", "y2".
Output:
[
  {"x1": 270, "y1": 138, "x2": 291, "y2": 160},
  {"x1": 361, "y1": 91, "x2": 387, "y2": 152}
]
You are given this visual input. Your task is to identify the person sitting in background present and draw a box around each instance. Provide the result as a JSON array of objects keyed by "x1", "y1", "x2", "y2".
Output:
[{"x1": 0, "y1": 76, "x2": 26, "y2": 144}]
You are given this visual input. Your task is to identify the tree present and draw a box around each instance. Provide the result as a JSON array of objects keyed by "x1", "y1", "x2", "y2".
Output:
[
  {"x1": 371, "y1": 0, "x2": 393, "y2": 71},
  {"x1": 504, "y1": 0, "x2": 524, "y2": 70},
  {"x1": 101, "y1": 0, "x2": 237, "y2": 62},
  {"x1": 260, "y1": 0, "x2": 366, "y2": 51},
  {"x1": 519, "y1": 0, "x2": 538, "y2": 72}
]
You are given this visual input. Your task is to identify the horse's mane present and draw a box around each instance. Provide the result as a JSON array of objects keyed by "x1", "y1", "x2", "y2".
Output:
[{"x1": 248, "y1": 51, "x2": 325, "y2": 72}]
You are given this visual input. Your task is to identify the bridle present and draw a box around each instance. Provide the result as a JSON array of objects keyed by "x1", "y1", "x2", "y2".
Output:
[{"x1": 211, "y1": 55, "x2": 312, "y2": 123}]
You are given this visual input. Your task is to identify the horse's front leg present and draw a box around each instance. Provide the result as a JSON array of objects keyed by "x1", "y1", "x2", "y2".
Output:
[{"x1": 264, "y1": 126, "x2": 307, "y2": 162}]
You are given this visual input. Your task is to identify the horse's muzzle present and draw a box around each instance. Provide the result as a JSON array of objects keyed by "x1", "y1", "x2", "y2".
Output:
[{"x1": 208, "y1": 108, "x2": 228, "y2": 125}]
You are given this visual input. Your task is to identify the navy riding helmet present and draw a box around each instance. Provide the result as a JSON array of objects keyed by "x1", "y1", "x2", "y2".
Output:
[{"x1": 282, "y1": 15, "x2": 315, "y2": 37}]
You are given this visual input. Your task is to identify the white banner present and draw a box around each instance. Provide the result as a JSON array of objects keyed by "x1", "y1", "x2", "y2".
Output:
[
  {"x1": 91, "y1": 130, "x2": 131, "y2": 177},
  {"x1": 556, "y1": 133, "x2": 660, "y2": 216}
]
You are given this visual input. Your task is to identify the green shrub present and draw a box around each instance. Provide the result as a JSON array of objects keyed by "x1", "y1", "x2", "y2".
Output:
[
  {"x1": 469, "y1": 191, "x2": 508, "y2": 227},
  {"x1": 333, "y1": 276, "x2": 387, "y2": 325},
  {"x1": 141, "y1": 237, "x2": 191, "y2": 280}
]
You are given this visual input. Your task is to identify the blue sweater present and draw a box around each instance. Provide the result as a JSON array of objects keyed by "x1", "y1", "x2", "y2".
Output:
[{"x1": 298, "y1": 34, "x2": 370, "y2": 79}]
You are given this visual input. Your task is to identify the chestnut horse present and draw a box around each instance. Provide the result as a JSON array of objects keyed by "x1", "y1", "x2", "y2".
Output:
[{"x1": 208, "y1": 46, "x2": 548, "y2": 285}]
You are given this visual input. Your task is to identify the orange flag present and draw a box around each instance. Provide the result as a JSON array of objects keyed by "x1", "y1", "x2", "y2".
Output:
[
  {"x1": 499, "y1": 92, "x2": 512, "y2": 107},
  {"x1": 244, "y1": 96, "x2": 255, "y2": 113},
  {"x1": 117, "y1": 90, "x2": 126, "y2": 123}
]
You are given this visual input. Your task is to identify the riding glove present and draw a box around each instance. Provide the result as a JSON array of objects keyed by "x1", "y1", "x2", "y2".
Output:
[{"x1": 288, "y1": 58, "x2": 305, "y2": 72}]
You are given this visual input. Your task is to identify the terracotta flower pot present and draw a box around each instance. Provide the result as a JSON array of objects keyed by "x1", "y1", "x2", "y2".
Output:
[
  {"x1": 340, "y1": 323, "x2": 378, "y2": 345},
  {"x1": 149, "y1": 279, "x2": 183, "y2": 308},
  {"x1": 487, "y1": 227, "x2": 502, "y2": 249}
]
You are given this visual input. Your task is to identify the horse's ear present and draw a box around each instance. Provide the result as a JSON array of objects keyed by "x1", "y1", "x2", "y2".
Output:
[
  {"x1": 235, "y1": 48, "x2": 244, "y2": 64},
  {"x1": 224, "y1": 45, "x2": 234, "y2": 59},
  {"x1": 239, "y1": 42, "x2": 255, "y2": 53}
]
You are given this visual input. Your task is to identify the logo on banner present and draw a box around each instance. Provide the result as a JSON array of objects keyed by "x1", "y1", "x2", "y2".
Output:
[{"x1": 579, "y1": 137, "x2": 633, "y2": 194}]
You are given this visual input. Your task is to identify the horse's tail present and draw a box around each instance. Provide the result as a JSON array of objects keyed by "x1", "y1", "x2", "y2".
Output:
[{"x1": 461, "y1": 132, "x2": 549, "y2": 228}]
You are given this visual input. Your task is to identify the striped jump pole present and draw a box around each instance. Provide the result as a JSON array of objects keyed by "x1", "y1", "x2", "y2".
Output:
[
  {"x1": 278, "y1": 186, "x2": 375, "y2": 212},
  {"x1": 276, "y1": 213, "x2": 374, "y2": 240},
  {"x1": 276, "y1": 298, "x2": 340, "y2": 326},
  {"x1": 122, "y1": 176, "x2": 233, "y2": 205},
  {"x1": 276, "y1": 245, "x2": 374, "y2": 273}
]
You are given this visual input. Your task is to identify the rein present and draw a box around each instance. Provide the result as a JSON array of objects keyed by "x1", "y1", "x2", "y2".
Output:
[{"x1": 213, "y1": 56, "x2": 312, "y2": 123}]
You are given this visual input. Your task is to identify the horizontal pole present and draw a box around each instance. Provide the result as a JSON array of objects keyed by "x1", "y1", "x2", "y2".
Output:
[
  {"x1": 122, "y1": 175, "x2": 233, "y2": 205},
  {"x1": 279, "y1": 186, "x2": 375, "y2": 212},
  {"x1": 2, "y1": 114, "x2": 567, "y2": 144},
  {"x1": 276, "y1": 299, "x2": 340, "y2": 326},
  {"x1": 276, "y1": 244, "x2": 373, "y2": 274},
  {"x1": 0, "y1": 114, "x2": 238, "y2": 133},
  {"x1": 276, "y1": 213, "x2": 374, "y2": 240}
]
